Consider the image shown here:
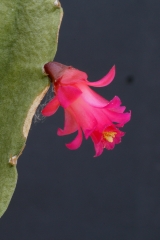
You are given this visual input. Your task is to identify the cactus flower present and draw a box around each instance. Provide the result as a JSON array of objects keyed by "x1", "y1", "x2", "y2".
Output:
[{"x1": 42, "y1": 62, "x2": 131, "y2": 156}]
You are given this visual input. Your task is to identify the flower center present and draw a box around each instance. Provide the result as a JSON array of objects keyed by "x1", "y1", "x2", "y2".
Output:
[{"x1": 103, "y1": 131, "x2": 117, "y2": 143}]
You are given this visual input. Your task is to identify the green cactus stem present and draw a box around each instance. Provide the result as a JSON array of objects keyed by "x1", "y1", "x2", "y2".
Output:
[{"x1": 0, "y1": 0, "x2": 63, "y2": 217}]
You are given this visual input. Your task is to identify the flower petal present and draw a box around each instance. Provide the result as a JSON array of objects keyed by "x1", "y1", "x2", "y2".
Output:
[
  {"x1": 77, "y1": 83, "x2": 109, "y2": 107},
  {"x1": 60, "y1": 67, "x2": 88, "y2": 84},
  {"x1": 66, "y1": 128, "x2": 83, "y2": 150},
  {"x1": 104, "y1": 110, "x2": 131, "y2": 126},
  {"x1": 94, "y1": 142, "x2": 104, "y2": 157},
  {"x1": 57, "y1": 85, "x2": 82, "y2": 108},
  {"x1": 57, "y1": 109, "x2": 78, "y2": 136},
  {"x1": 91, "y1": 132, "x2": 104, "y2": 157},
  {"x1": 87, "y1": 65, "x2": 115, "y2": 87},
  {"x1": 70, "y1": 98, "x2": 97, "y2": 138},
  {"x1": 42, "y1": 96, "x2": 60, "y2": 116},
  {"x1": 106, "y1": 96, "x2": 126, "y2": 113}
]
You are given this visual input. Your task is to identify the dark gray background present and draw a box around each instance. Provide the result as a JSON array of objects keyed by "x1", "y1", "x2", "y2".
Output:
[{"x1": 1, "y1": 0, "x2": 160, "y2": 239}]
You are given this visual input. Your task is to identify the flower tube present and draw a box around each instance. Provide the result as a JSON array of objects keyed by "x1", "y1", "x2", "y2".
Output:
[{"x1": 42, "y1": 62, "x2": 131, "y2": 156}]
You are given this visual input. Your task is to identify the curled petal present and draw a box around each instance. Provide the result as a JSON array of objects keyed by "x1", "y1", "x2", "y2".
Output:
[
  {"x1": 66, "y1": 128, "x2": 83, "y2": 150},
  {"x1": 57, "y1": 109, "x2": 78, "y2": 136},
  {"x1": 57, "y1": 85, "x2": 82, "y2": 108},
  {"x1": 42, "y1": 96, "x2": 60, "y2": 116},
  {"x1": 87, "y1": 65, "x2": 115, "y2": 87}
]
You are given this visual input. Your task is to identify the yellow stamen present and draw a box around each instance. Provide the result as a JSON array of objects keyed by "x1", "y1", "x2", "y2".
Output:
[{"x1": 103, "y1": 131, "x2": 117, "y2": 143}]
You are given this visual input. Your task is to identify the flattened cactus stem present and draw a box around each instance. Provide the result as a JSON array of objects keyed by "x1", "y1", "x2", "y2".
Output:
[{"x1": 0, "y1": 1, "x2": 63, "y2": 217}]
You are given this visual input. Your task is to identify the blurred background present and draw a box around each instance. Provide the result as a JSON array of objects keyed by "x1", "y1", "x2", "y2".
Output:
[{"x1": 1, "y1": 0, "x2": 160, "y2": 239}]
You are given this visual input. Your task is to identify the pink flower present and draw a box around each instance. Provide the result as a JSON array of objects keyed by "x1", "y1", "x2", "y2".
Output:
[{"x1": 42, "y1": 62, "x2": 131, "y2": 156}]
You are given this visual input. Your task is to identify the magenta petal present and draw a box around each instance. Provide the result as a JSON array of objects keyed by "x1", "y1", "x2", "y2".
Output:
[
  {"x1": 42, "y1": 96, "x2": 60, "y2": 116},
  {"x1": 57, "y1": 85, "x2": 82, "y2": 108},
  {"x1": 70, "y1": 98, "x2": 97, "y2": 138},
  {"x1": 77, "y1": 83, "x2": 109, "y2": 107},
  {"x1": 94, "y1": 142, "x2": 104, "y2": 157},
  {"x1": 60, "y1": 68, "x2": 88, "y2": 84},
  {"x1": 57, "y1": 109, "x2": 78, "y2": 136},
  {"x1": 66, "y1": 128, "x2": 83, "y2": 150},
  {"x1": 87, "y1": 65, "x2": 115, "y2": 87},
  {"x1": 105, "y1": 110, "x2": 131, "y2": 126},
  {"x1": 106, "y1": 96, "x2": 126, "y2": 113},
  {"x1": 91, "y1": 132, "x2": 104, "y2": 157},
  {"x1": 105, "y1": 141, "x2": 115, "y2": 150},
  {"x1": 106, "y1": 96, "x2": 122, "y2": 108}
]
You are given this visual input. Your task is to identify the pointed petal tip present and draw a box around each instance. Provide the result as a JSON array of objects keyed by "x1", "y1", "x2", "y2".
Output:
[
  {"x1": 93, "y1": 142, "x2": 104, "y2": 157},
  {"x1": 65, "y1": 129, "x2": 83, "y2": 150},
  {"x1": 87, "y1": 65, "x2": 116, "y2": 87},
  {"x1": 57, "y1": 128, "x2": 63, "y2": 136},
  {"x1": 93, "y1": 150, "x2": 103, "y2": 157}
]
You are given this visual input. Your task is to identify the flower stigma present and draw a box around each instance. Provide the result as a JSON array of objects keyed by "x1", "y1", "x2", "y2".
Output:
[{"x1": 103, "y1": 131, "x2": 117, "y2": 143}]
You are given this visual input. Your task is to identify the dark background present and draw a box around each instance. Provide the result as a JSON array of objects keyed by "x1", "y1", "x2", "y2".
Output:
[{"x1": 1, "y1": 0, "x2": 160, "y2": 239}]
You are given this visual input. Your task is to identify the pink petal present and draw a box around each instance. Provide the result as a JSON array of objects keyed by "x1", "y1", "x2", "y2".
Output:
[
  {"x1": 57, "y1": 85, "x2": 82, "y2": 108},
  {"x1": 77, "y1": 83, "x2": 109, "y2": 107},
  {"x1": 87, "y1": 65, "x2": 115, "y2": 87},
  {"x1": 90, "y1": 132, "x2": 104, "y2": 157},
  {"x1": 57, "y1": 109, "x2": 78, "y2": 136},
  {"x1": 106, "y1": 96, "x2": 126, "y2": 113},
  {"x1": 105, "y1": 141, "x2": 115, "y2": 150},
  {"x1": 88, "y1": 107, "x2": 113, "y2": 132},
  {"x1": 60, "y1": 67, "x2": 88, "y2": 84},
  {"x1": 70, "y1": 98, "x2": 97, "y2": 138},
  {"x1": 66, "y1": 128, "x2": 83, "y2": 150},
  {"x1": 94, "y1": 142, "x2": 104, "y2": 157},
  {"x1": 114, "y1": 133, "x2": 124, "y2": 144},
  {"x1": 91, "y1": 131, "x2": 102, "y2": 144},
  {"x1": 103, "y1": 109, "x2": 131, "y2": 126},
  {"x1": 106, "y1": 96, "x2": 121, "y2": 108},
  {"x1": 41, "y1": 96, "x2": 60, "y2": 116}
]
